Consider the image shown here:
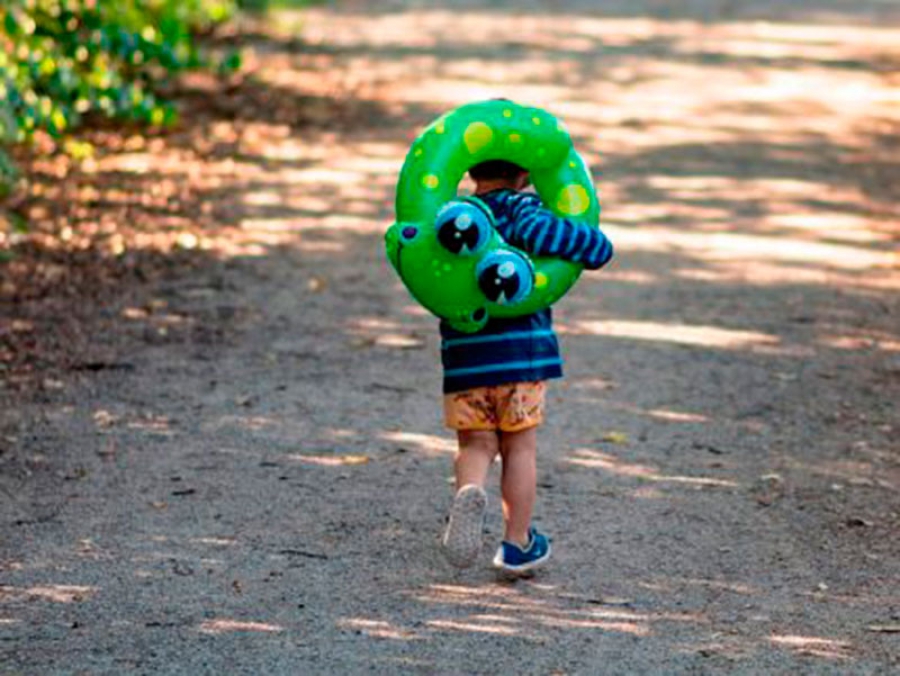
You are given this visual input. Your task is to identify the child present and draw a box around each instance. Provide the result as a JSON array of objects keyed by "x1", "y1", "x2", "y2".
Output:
[{"x1": 440, "y1": 159, "x2": 613, "y2": 573}]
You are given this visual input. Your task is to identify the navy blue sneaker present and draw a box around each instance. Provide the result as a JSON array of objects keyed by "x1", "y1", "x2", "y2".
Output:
[{"x1": 492, "y1": 526, "x2": 551, "y2": 574}]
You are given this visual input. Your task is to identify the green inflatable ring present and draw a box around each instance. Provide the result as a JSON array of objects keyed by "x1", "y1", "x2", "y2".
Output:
[{"x1": 385, "y1": 99, "x2": 600, "y2": 333}]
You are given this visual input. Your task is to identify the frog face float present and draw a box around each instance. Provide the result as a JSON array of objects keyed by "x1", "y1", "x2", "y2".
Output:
[{"x1": 385, "y1": 99, "x2": 600, "y2": 333}]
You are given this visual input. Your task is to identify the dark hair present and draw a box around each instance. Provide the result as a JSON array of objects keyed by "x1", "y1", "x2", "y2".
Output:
[{"x1": 468, "y1": 159, "x2": 528, "y2": 182}]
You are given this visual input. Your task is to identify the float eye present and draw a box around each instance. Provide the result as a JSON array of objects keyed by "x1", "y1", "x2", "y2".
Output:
[
  {"x1": 476, "y1": 250, "x2": 534, "y2": 306},
  {"x1": 435, "y1": 201, "x2": 492, "y2": 256}
]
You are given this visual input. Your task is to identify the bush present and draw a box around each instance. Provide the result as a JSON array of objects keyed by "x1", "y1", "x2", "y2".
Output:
[{"x1": 0, "y1": 0, "x2": 240, "y2": 195}]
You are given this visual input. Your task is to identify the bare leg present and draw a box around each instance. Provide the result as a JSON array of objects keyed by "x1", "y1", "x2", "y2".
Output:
[
  {"x1": 499, "y1": 426, "x2": 537, "y2": 546},
  {"x1": 455, "y1": 430, "x2": 499, "y2": 490},
  {"x1": 442, "y1": 430, "x2": 498, "y2": 567}
]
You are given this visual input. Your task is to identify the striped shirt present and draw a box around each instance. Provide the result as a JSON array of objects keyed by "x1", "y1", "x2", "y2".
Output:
[
  {"x1": 440, "y1": 189, "x2": 613, "y2": 393},
  {"x1": 485, "y1": 189, "x2": 613, "y2": 269},
  {"x1": 441, "y1": 310, "x2": 562, "y2": 393}
]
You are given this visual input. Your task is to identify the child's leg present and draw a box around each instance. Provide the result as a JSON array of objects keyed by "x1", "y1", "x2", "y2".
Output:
[
  {"x1": 442, "y1": 430, "x2": 498, "y2": 567},
  {"x1": 499, "y1": 426, "x2": 537, "y2": 546},
  {"x1": 455, "y1": 430, "x2": 499, "y2": 489}
]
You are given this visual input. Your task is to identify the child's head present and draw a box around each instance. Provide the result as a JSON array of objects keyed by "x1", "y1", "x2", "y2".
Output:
[{"x1": 468, "y1": 160, "x2": 530, "y2": 191}]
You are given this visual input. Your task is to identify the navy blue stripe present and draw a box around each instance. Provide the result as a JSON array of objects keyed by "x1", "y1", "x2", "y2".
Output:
[
  {"x1": 444, "y1": 361, "x2": 563, "y2": 393},
  {"x1": 599, "y1": 237, "x2": 612, "y2": 265},
  {"x1": 442, "y1": 339, "x2": 561, "y2": 370},
  {"x1": 564, "y1": 226, "x2": 582, "y2": 257},
  {"x1": 587, "y1": 232, "x2": 604, "y2": 264},
  {"x1": 442, "y1": 329, "x2": 556, "y2": 348},
  {"x1": 549, "y1": 218, "x2": 565, "y2": 254},
  {"x1": 532, "y1": 218, "x2": 551, "y2": 253},
  {"x1": 514, "y1": 212, "x2": 539, "y2": 242},
  {"x1": 573, "y1": 226, "x2": 595, "y2": 262},
  {"x1": 445, "y1": 357, "x2": 563, "y2": 377}
]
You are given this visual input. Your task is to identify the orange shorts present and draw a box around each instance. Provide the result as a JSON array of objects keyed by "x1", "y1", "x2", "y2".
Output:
[{"x1": 443, "y1": 381, "x2": 546, "y2": 432}]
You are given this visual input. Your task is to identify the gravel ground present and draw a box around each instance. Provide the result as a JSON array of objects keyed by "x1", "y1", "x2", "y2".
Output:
[{"x1": 2, "y1": 1, "x2": 899, "y2": 674}]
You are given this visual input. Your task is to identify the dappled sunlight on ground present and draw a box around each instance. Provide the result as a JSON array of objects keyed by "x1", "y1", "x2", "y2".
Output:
[
  {"x1": 198, "y1": 619, "x2": 284, "y2": 634},
  {"x1": 13, "y1": 1, "x2": 897, "y2": 276},
  {"x1": 0, "y1": 584, "x2": 97, "y2": 604},
  {"x1": 641, "y1": 576, "x2": 758, "y2": 596},
  {"x1": 818, "y1": 331, "x2": 900, "y2": 352},
  {"x1": 769, "y1": 633, "x2": 853, "y2": 660},
  {"x1": 641, "y1": 408, "x2": 709, "y2": 423},
  {"x1": 233, "y1": 7, "x2": 900, "y2": 312},
  {"x1": 286, "y1": 452, "x2": 370, "y2": 467},
  {"x1": 379, "y1": 430, "x2": 456, "y2": 456},
  {"x1": 561, "y1": 319, "x2": 781, "y2": 350},
  {"x1": 566, "y1": 448, "x2": 740, "y2": 488},
  {"x1": 337, "y1": 618, "x2": 423, "y2": 640},
  {"x1": 325, "y1": 573, "x2": 887, "y2": 664},
  {"x1": 670, "y1": 261, "x2": 900, "y2": 291},
  {"x1": 561, "y1": 315, "x2": 900, "y2": 357},
  {"x1": 782, "y1": 453, "x2": 899, "y2": 491},
  {"x1": 600, "y1": 401, "x2": 711, "y2": 424},
  {"x1": 606, "y1": 223, "x2": 895, "y2": 270},
  {"x1": 344, "y1": 316, "x2": 428, "y2": 349},
  {"x1": 7, "y1": 0, "x2": 896, "y2": 388},
  {"x1": 287, "y1": 8, "x2": 900, "y2": 144},
  {"x1": 333, "y1": 580, "x2": 722, "y2": 647}
]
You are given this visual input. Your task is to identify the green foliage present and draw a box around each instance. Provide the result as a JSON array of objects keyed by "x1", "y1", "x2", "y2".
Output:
[
  {"x1": 0, "y1": 0, "x2": 240, "y2": 146},
  {"x1": 0, "y1": 148, "x2": 18, "y2": 199},
  {"x1": 236, "y1": 0, "x2": 269, "y2": 12}
]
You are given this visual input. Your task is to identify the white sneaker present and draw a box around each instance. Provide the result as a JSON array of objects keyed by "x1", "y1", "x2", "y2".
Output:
[{"x1": 441, "y1": 484, "x2": 487, "y2": 568}]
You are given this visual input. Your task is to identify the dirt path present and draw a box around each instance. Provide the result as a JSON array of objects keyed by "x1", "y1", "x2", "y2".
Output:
[{"x1": 2, "y1": 1, "x2": 900, "y2": 673}]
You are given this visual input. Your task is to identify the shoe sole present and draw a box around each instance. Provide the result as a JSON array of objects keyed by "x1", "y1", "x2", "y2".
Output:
[
  {"x1": 442, "y1": 485, "x2": 487, "y2": 568},
  {"x1": 492, "y1": 542, "x2": 552, "y2": 576}
]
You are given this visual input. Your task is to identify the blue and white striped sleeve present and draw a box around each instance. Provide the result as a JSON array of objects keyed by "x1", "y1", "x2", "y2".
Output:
[{"x1": 505, "y1": 194, "x2": 613, "y2": 270}]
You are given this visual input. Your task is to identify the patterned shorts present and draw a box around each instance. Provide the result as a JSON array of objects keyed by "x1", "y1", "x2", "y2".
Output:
[{"x1": 443, "y1": 381, "x2": 546, "y2": 432}]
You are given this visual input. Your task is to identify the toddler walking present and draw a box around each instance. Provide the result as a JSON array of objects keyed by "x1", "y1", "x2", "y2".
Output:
[{"x1": 440, "y1": 159, "x2": 613, "y2": 573}]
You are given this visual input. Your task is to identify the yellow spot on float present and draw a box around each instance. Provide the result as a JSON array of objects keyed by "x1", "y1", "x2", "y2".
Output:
[
  {"x1": 414, "y1": 148, "x2": 424, "y2": 157},
  {"x1": 422, "y1": 174, "x2": 440, "y2": 190},
  {"x1": 534, "y1": 272, "x2": 549, "y2": 289},
  {"x1": 463, "y1": 122, "x2": 494, "y2": 154},
  {"x1": 508, "y1": 133, "x2": 522, "y2": 145},
  {"x1": 435, "y1": 122, "x2": 446, "y2": 135},
  {"x1": 503, "y1": 109, "x2": 513, "y2": 118},
  {"x1": 556, "y1": 184, "x2": 590, "y2": 216},
  {"x1": 532, "y1": 116, "x2": 541, "y2": 125},
  {"x1": 569, "y1": 160, "x2": 577, "y2": 168}
]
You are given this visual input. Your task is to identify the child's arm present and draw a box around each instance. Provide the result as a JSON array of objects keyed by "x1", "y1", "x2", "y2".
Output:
[{"x1": 503, "y1": 193, "x2": 613, "y2": 270}]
